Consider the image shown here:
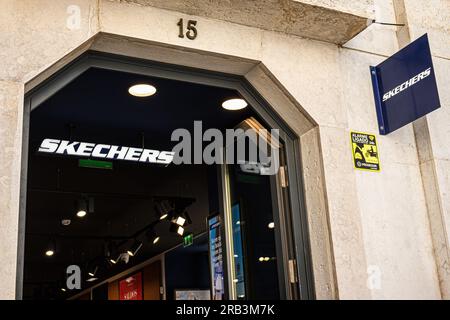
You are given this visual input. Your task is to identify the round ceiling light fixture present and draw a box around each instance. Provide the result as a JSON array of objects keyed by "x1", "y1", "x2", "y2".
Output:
[
  {"x1": 222, "y1": 98, "x2": 248, "y2": 111},
  {"x1": 128, "y1": 84, "x2": 157, "y2": 97}
]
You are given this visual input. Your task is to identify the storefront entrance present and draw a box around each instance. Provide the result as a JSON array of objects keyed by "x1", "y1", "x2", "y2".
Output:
[{"x1": 19, "y1": 52, "x2": 313, "y2": 300}]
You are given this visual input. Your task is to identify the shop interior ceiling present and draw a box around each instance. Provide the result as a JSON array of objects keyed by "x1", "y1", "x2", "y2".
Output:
[{"x1": 24, "y1": 67, "x2": 253, "y2": 298}]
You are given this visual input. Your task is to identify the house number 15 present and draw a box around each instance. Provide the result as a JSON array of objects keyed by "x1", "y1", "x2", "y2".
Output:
[{"x1": 177, "y1": 18, "x2": 198, "y2": 40}]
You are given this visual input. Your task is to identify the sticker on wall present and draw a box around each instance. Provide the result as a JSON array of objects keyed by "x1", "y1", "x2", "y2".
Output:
[{"x1": 350, "y1": 131, "x2": 380, "y2": 172}]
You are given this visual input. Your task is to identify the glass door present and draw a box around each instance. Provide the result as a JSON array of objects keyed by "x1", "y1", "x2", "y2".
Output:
[{"x1": 220, "y1": 118, "x2": 299, "y2": 299}]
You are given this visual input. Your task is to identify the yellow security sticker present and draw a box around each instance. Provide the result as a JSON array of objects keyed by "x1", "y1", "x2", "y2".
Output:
[{"x1": 350, "y1": 131, "x2": 380, "y2": 171}]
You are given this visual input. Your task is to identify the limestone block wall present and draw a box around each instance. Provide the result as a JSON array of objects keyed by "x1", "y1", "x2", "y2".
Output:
[
  {"x1": 407, "y1": 0, "x2": 450, "y2": 257},
  {"x1": 403, "y1": 0, "x2": 450, "y2": 299},
  {"x1": 0, "y1": 0, "x2": 447, "y2": 300},
  {"x1": 0, "y1": 0, "x2": 100, "y2": 300},
  {"x1": 335, "y1": 0, "x2": 442, "y2": 299}
]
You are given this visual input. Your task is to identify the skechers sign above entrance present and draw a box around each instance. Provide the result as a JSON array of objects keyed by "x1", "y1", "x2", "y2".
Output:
[
  {"x1": 37, "y1": 119, "x2": 281, "y2": 174},
  {"x1": 38, "y1": 139, "x2": 175, "y2": 165},
  {"x1": 370, "y1": 34, "x2": 440, "y2": 135}
]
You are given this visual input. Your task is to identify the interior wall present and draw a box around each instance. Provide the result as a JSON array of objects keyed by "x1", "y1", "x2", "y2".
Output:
[
  {"x1": 164, "y1": 239, "x2": 210, "y2": 300},
  {"x1": 108, "y1": 279, "x2": 119, "y2": 300}
]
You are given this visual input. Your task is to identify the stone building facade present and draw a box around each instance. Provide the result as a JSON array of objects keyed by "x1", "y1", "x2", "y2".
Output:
[{"x1": 0, "y1": 0, "x2": 449, "y2": 299}]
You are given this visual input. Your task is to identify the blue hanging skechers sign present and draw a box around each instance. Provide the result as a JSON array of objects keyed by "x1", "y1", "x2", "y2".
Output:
[{"x1": 370, "y1": 34, "x2": 441, "y2": 135}]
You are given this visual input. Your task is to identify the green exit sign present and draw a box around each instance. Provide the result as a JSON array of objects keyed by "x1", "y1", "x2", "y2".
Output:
[
  {"x1": 79, "y1": 159, "x2": 113, "y2": 170},
  {"x1": 183, "y1": 233, "x2": 193, "y2": 247}
]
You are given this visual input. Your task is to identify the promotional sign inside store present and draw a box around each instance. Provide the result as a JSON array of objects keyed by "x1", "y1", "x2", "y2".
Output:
[
  {"x1": 370, "y1": 34, "x2": 441, "y2": 135},
  {"x1": 208, "y1": 214, "x2": 224, "y2": 300},
  {"x1": 119, "y1": 272, "x2": 143, "y2": 300}
]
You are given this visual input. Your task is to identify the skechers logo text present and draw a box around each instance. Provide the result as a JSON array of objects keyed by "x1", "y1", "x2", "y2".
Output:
[
  {"x1": 382, "y1": 67, "x2": 431, "y2": 102},
  {"x1": 38, "y1": 139, "x2": 174, "y2": 165}
]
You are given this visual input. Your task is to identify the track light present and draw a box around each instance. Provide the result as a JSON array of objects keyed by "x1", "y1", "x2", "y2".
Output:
[
  {"x1": 76, "y1": 197, "x2": 94, "y2": 218},
  {"x1": 45, "y1": 239, "x2": 56, "y2": 257},
  {"x1": 146, "y1": 229, "x2": 160, "y2": 245},
  {"x1": 86, "y1": 264, "x2": 99, "y2": 282},
  {"x1": 154, "y1": 204, "x2": 164, "y2": 220},
  {"x1": 174, "y1": 216, "x2": 186, "y2": 226},
  {"x1": 109, "y1": 252, "x2": 129, "y2": 265},
  {"x1": 57, "y1": 280, "x2": 67, "y2": 293},
  {"x1": 109, "y1": 257, "x2": 118, "y2": 264},
  {"x1": 172, "y1": 211, "x2": 192, "y2": 227},
  {"x1": 104, "y1": 241, "x2": 119, "y2": 265},
  {"x1": 127, "y1": 240, "x2": 143, "y2": 257},
  {"x1": 184, "y1": 211, "x2": 192, "y2": 225},
  {"x1": 169, "y1": 221, "x2": 185, "y2": 236},
  {"x1": 158, "y1": 207, "x2": 170, "y2": 220},
  {"x1": 159, "y1": 213, "x2": 168, "y2": 220},
  {"x1": 155, "y1": 199, "x2": 174, "y2": 220},
  {"x1": 76, "y1": 199, "x2": 87, "y2": 218},
  {"x1": 88, "y1": 265, "x2": 98, "y2": 277}
]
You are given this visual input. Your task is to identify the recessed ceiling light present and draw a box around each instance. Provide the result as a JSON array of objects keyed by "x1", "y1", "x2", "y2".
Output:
[
  {"x1": 128, "y1": 84, "x2": 157, "y2": 97},
  {"x1": 268, "y1": 222, "x2": 275, "y2": 229},
  {"x1": 222, "y1": 98, "x2": 248, "y2": 110}
]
